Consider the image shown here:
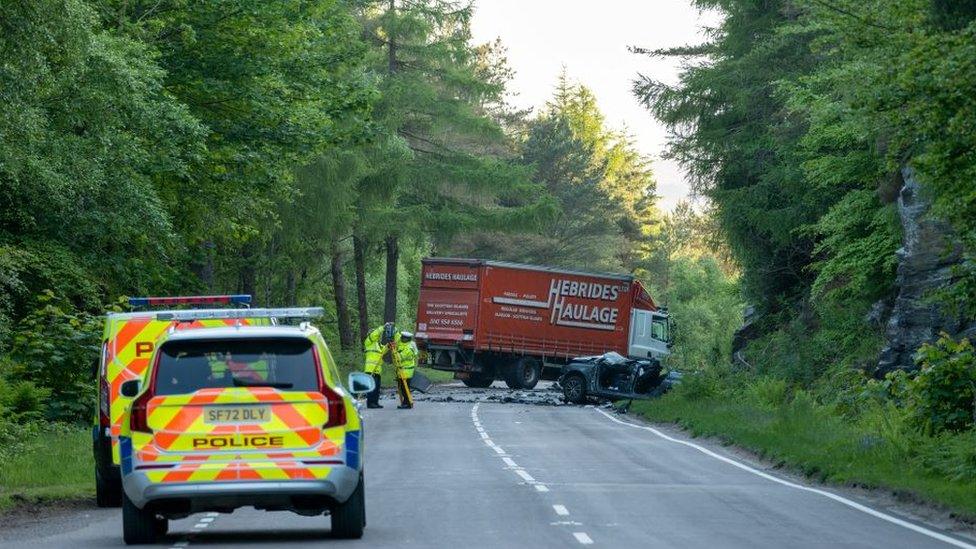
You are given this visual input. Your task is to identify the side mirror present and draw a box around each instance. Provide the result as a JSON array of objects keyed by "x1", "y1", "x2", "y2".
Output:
[
  {"x1": 120, "y1": 379, "x2": 141, "y2": 398},
  {"x1": 347, "y1": 372, "x2": 376, "y2": 396}
]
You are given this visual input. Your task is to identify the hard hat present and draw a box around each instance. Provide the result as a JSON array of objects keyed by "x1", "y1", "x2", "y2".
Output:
[
  {"x1": 400, "y1": 331, "x2": 414, "y2": 342},
  {"x1": 381, "y1": 322, "x2": 396, "y2": 345}
]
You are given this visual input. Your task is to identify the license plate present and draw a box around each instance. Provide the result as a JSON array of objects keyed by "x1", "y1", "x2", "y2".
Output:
[{"x1": 204, "y1": 405, "x2": 271, "y2": 424}]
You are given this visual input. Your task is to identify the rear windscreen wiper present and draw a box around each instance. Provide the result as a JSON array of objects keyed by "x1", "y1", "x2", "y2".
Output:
[{"x1": 232, "y1": 376, "x2": 293, "y2": 389}]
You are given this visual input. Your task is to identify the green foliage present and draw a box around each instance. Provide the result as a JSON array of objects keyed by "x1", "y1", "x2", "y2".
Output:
[
  {"x1": 661, "y1": 256, "x2": 742, "y2": 371},
  {"x1": 910, "y1": 335, "x2": 976, "y2": 433},
  {"x1": 7, "y1": 292, "x2": 100, "y2": 423},
  {"x1": 809, "y1": 190, "x2": 900, "y2": 304},
  {"x1": 634, "y1": 369, "x2": 976, "y2": 518},
  {"x1": 0, "y1": 378, "x2": 51, "y2": 423},
  {"x1": 0, "y1": 424, "x2": 93, "y2": 510},
  {"x1": 448, "y1": 74, "x2": 658, "y2": 272}
]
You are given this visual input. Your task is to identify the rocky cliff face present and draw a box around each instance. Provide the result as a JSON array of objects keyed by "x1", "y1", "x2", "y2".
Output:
[{"x1": 876, "y1": 168, "x2": 976, "y2": 374}]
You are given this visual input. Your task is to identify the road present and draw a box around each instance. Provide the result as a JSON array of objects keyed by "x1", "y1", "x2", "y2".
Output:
[{"x1": 2, "y1": 383, "x2": 974, "y2": 548}]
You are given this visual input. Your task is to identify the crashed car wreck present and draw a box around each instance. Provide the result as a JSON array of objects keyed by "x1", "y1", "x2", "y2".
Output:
[{"x1": 558, "y1": 352, "x2": 679, "y2": 404}]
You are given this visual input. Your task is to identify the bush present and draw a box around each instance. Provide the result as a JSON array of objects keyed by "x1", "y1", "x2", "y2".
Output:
[
  {"x1": 919, "y1": 429, "x2": 976, "y2": 482},
  {"x1": 7, "y1": 291, "x2": 101, "y2": 423},
  {"x1": 910, "y1": 335, "x2": 976, "y2": 433},
  {"x1": 0, "y1": 377, "x2": 51, "y2": 422},
  {"x1": 746, "y1": 376, "x2": 789, "y2": 409}
]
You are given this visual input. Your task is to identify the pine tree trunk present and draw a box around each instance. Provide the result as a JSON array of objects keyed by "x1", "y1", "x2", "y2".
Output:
[
  {"x1": 239, "y1": 242, "x2": 258, "y2": 304},
  {"x1": 353, "y1": 233, "x2": 369, "y2": 343},
  {"x1": 285, "y1": 270, "x2": 297, "y2": 307},
  {"x1": 330, "y1": 246, "x2": 354, "y2": 350},
  {"x1": 383, "y1": 235, "x2": 398, "y2": 323}
]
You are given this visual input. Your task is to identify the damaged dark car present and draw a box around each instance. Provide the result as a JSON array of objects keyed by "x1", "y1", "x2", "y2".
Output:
[{"x1": 558, "y1": 352, "x2": 679, "y2": 404}]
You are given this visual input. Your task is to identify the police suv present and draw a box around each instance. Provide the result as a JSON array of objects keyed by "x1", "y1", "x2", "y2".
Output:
[
  {"x1": 114, "y1": 306, "x2": 374, "y2": 544},
  {"x1": 94, "y1": 295, "x2": 264, "y2": 508}
]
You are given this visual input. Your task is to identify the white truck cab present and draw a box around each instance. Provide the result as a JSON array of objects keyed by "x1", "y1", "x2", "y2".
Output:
[{"x1": 628, "y1": 308, "x2": 672, "y2": 360}]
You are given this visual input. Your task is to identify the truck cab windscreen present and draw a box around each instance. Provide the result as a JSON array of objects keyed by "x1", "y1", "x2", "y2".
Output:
[{"x1": 155, "y1": 338, "x2": 318, "y2": 395}]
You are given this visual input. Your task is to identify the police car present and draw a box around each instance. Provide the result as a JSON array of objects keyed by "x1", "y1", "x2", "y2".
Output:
[
  {"x1": 116, "y1": 307, "x2": 374, "y2": 544},
  {"x1": 94, "y1": 295, "x2": 265, "y2": 508}
]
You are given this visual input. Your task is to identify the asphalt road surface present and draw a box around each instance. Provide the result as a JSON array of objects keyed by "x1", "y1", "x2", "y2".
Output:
[{"x1": 2, "y1": 383, "x2": 975, "y2": 548}]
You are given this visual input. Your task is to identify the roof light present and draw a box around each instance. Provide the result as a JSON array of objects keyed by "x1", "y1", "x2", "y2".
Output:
[
  {"x1": 155, "y1": 307, "x2": 325, "y2": 322},
  {"x1": 128, "y1": 295, "x2": 252, "y2": 307}
]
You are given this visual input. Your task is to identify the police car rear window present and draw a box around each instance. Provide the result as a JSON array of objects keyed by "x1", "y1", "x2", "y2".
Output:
[{"x1": 156, "y1": 338, "x2": 318, "y2": 396}]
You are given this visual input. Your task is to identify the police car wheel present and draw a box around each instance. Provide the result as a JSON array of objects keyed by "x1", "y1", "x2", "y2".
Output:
[
  {"x1": 95, "y1": 469, "x2": 122, "y2": 508},
  {"x1": 122, "y1": 491, "x2": 160, "y2": 544},
  {"x1": 331, "y1": 475, "x2": 365, "y2": 539}
]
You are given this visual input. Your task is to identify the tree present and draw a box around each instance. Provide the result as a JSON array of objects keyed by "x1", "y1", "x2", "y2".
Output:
[
  {"x1": 451, "y1": 74, "x2": 660, "y2": 273},
  {"x1": 359, "y1": 0, "x2": 546, "y2": 323}
]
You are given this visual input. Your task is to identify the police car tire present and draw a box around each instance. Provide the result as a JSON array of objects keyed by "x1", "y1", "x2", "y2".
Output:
[
  {"x1": 331, "y1": 475, "x2": 365, "y2": 539},
  {"x1": 122, "y1": 491, "x2": 159, "y2": 545},
  {"x1": 95, "y1": 469, "x2": 122, "y2": 508}
]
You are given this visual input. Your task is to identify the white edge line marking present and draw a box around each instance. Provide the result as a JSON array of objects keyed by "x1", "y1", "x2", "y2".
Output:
[
  {"x1": 573, "y1": 532, "x2": 594, "y2": 545},
  {"x1": 593, "y1": 407, "x2": 976, "y2": 549},
  {"x1": 503, "y1": 457, "x2": 518, "y2": 468},
  {"x1": 535, "y1": 484, "x2": 550, "y2": 492},
  {"x1": 515, "y1": 469, "x2": 535, "y2": 482},
  {"x1": 553, "y1": 504, "x2": 569, "y2": 516}
]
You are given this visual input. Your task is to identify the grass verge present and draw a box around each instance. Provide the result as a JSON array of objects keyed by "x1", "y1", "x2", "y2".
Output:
[
  {"x1": 630, "y1": 390, "x2": 976, "y2": 521},
  {"x1": 0, "y1": 425, "x2": 92, "y2": 511}
]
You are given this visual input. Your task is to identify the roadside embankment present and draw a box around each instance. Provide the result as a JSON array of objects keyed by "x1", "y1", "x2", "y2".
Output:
[
  {"x1": 631, "y1": 376, "x2": 976, "y2": 521},
  {"x1": 0, "y1": 423, "x2": 92, "y2": 511}
]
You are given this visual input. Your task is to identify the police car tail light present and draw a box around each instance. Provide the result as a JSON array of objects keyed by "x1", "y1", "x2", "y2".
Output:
[
  {"x1": 313, "y1": 352, "x2": 346, "y2": 429},
  {"x1": 129, "y1": 386, "x2": 154, "y2": 434},
  {"x1": 97, "y1": 343, "x2": 111, "y2": 428},
  {"x1": 98, "y1": 378, "x2": 111, "y2": 428}
]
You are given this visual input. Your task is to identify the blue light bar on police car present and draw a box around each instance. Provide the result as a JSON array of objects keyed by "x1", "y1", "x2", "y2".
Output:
[
  {"x1": 156, "y1": 307, "x2": 325, "y2": 322},
  {"x1": 129, "y1": 295, "x2": 252, "y2": 307}
]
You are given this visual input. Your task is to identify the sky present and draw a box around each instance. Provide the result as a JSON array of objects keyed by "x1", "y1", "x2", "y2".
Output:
[{"x1": 470, "y1": 1, "x2": 721, "y2": 211}]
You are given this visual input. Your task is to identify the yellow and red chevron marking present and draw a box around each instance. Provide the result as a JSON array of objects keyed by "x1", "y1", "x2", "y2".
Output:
[
  {"x1": 128, "y1": 387, "x2": 348, "y2": 484},
  {"x1": 104, "y1": 316, "x2": 267, "y2": 464},
  {"x1": 144, "y1": 388, "x2": 329, "y2": 453}
]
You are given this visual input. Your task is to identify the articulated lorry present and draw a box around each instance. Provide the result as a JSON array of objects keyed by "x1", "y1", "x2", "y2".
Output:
[{"x1": 414, "y1": 258, "x2": 671, "y2": 389}]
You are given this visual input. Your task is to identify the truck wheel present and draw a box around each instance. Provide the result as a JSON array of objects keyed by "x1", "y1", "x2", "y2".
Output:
[
  {"x1": 95, "y1": 468, "x2": 122, "y2": 508},
  {"x1": 331, "y1": 475, "x2": 365, "y2": 539},
  {"x1": 122, "y1": 491, "x2": 160, "y2": 545},
  {"x1": 507, "y1": 357, "x2": 541, "y2": 390},
  {"x1": 562, "y1": 373, "x2": 587, "y2": 404},
  {"x1": 461, "y1": 373, "x2": 493, "y2": 388}
]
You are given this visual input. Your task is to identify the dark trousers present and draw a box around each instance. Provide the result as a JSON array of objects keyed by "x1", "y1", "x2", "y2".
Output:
[{"x1": 367, "y1": 373, "x2": 382, "y2": 405}]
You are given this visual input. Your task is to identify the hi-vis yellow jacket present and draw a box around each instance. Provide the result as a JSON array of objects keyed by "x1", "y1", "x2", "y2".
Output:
[{"x1": 362, "y1": 326, "x2": 416, "y2": 377}]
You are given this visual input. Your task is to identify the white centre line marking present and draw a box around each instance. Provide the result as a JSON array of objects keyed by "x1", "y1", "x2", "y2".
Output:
[
  {"x1": 206, "y1": 512, "x2": 219, "y2": 517},
  {"x1": 502, "y1": 457, "x2": 518, "y2": 468},
  {"x1": 593, "y1": 407, "x2": 976, "y2": 549},
  {"x1": 573, "y1": 532, "x2": 594, "y2": 545},
  {"x1": 553, "y1": 504, "x2": 569, "y2": 516},
  {"x1": 515, "y1": 469, "x2": 535, "y2": 483},
  {"x1": 193, "y1": 523, "x2": 209, "y2": 529},
  {"x1": 492, "y1": 446, "x2": 506, "y2": 455},
  {"x1": 479, "y1": 432, "x2": 489, "y2": 440},
  {"x1": 199, "y1": 517, "x2": 214, "y2": 523},
  {"x1": 535, "y1": 484, "x2": 550, "y2": 492}
]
